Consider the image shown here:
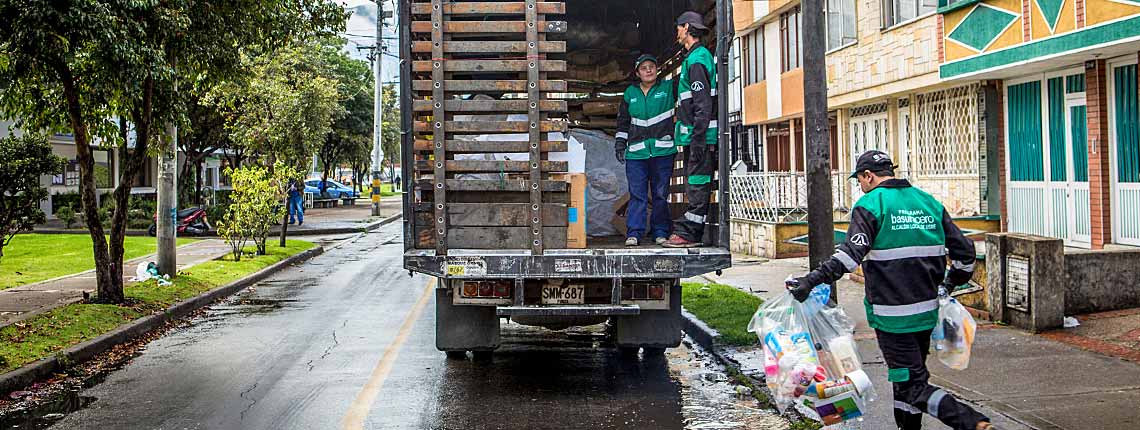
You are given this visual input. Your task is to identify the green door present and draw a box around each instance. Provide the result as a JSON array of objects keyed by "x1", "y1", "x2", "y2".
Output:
[{"x1": 1006, "y1": 81, "x2": 1047, "y2": 236}]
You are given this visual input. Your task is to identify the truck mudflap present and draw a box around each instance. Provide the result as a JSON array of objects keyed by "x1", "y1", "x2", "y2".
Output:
[{"x1": 404, "y1": 247, "x2": 731, "y2": 279}]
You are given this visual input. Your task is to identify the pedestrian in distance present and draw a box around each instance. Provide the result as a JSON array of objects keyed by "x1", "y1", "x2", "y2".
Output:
[
  {"x1": 662, "y1": 11, "x2": 718, "y2": 248},
  {"x1": 785, "y1": 150, "x2": 995, "y2": 430},
  {"x1": 287, "y1": 178, "x2": 304, "y2": 226},
  {"x1": 614, "y1": 53, "x2": 677, "y2": 247}
]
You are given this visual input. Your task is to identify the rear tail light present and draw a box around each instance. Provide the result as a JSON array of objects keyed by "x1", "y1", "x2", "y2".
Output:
[
  {"x1": 460, "y1": 281, "x2": 513, "y2": 299},
  {"x1": 648, "y1": 285, "x2": 664, "y2": 300},
  {"x1": 621, "y1": 281, "x2": 668, "y2": 300},
  {"x1": 462, "y1": 282, "x2": 479, "y2": 297},
  {"x1": 494, "y1": 282, "x2": 511, "y2": 297}
]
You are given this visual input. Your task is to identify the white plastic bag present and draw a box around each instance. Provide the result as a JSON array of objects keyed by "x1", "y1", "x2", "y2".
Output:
[{"x1": 931, "y1": 294, "x2": 977, "y2": 370}]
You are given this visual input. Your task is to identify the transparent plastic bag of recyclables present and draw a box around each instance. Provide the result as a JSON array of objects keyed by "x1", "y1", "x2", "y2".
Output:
[
  {"x1": 931, "y1": 290, "x2": 977, "y2": 370},
  {"x1": 747, "y1": 285, "x2": 876, "y2": 415}
]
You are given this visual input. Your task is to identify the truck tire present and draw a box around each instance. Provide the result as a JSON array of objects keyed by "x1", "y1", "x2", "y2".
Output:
[
  {"x1": 435, "y1": 287, "x2": 500, "y2": 354},
  {"x1": 613, "y1": 281, "x2": 682, "y2": 350}
]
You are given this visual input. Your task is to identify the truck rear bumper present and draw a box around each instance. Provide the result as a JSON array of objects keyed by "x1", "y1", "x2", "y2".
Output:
[
  {"x1": 404, "y1": 247, "x2": 731, "y2": 279},
  {"x1": 496, "y1": 305, "x2": 640, "y2": 317}
]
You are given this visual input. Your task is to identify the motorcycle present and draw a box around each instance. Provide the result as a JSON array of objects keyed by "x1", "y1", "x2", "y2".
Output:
[{"x1": 148, "y1": 207, "x2": 212, "y2": 236}]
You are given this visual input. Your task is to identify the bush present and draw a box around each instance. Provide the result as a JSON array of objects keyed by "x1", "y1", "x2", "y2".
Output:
[
  {"x1": 223, "y1": 162, "x2": 298, "y2": 255},
  {"x1": 52, "y1": 192, "x2": 81, "y2": 214},
  {"x1": 55, "y1": 206, "x2": 77, "y2": 229}
]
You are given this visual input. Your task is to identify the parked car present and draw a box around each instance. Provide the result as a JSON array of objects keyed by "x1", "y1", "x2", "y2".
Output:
[{"x1": 305, "y1": 179, "x2": 359, "y2": 199}]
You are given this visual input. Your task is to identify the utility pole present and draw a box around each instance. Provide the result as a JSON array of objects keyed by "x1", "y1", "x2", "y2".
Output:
[
  {"x1": 157, "y1": 123, "x2": 178, "y2": 275},
  {"x1": 370, "y1": 0, "x2": 385, "y2": 216},
  {"x1": 802, "y1": 0, "x2": 835, "y2": 300}
]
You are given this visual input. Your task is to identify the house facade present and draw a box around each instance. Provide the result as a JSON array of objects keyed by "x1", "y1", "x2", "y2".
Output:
[{"x1": 937, "y1": 0, "x2": 1140, "y2": 249}]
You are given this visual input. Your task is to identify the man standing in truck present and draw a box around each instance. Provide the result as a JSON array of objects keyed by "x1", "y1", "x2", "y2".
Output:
[
  {"x1": 662, "y1": 11, "x2": 718, "y2": 248},
  {"x1": 785, "y1": 151, "x2": 995, "y2": 430},
  {"x1": 615, "y1": 54, "x2": 677, "y2": 246}
]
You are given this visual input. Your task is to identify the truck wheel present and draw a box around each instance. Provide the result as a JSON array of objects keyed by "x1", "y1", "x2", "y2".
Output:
[
  {"x1": 471, "y1": 351, "x2": 493, "y2": 362},
  {"x1": 435, "y1": 286, "x2": 500, "y2": 353},
  {"x1": 613, "y1": 281, "x2": 682, "y2": 350},
  {"x1": 642, "y1": 347, "x2": 666, "y2": 356},
  {"x1": 618, "y1": 346, "x2": 640, "y2": 358}
]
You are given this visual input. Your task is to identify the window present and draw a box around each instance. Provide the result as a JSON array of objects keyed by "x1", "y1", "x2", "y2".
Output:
[
  {"x1": 780, "y1": 7, "x2": 802, "y2": 72},
  {"x1": 883, "y1": 0, "x2": 938, "y2": 28},
  {"x1": 742, "y1": 31, "x2": 764, "y2": 85},
  {"x1": 826, "y1": 0, "x2": 857, "y2": 51},
  {"x1": 93, "y1": 149, "x2": 113, "y2": 188},
  {"x1": 730, "y1": 37, "x2": 740, "y2": 83}
]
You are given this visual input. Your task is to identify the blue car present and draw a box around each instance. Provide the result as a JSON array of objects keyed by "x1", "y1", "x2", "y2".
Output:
[{"x1": 305, "y1": 179, "x2": 359, "y2": 199}]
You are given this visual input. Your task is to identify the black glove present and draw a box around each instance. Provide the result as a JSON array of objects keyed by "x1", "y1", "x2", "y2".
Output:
[
  {"x1": 615, "y1": 141, "x2": 627, "y2": 164},
  {"x1": 785, "y1": 275, "x2": 815, "y2": 303},
  {"x1": 708, "y1": 143, "x2": 717, "y2": 153}
]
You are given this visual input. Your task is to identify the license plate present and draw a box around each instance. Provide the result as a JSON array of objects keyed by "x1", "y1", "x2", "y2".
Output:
[{"x1": 541, "y1": 284, "x2": 585, "y2": 305}]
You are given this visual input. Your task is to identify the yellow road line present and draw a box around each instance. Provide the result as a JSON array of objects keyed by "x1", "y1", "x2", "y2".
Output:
[{"x1": 341, "y1": 277, "x2": 435, "y2": 430}]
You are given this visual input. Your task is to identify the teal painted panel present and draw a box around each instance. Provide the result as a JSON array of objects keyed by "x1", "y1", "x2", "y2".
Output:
[
  {"x1": 947, "y1": 5, "x2": 1019, "y2": 51},
  {"x1": 1048, "y1": 78, "x2": 1067, "y2": 182},
  {"x1": 1008, "y1": 81, "x2": 1045, "y2": 181},
  {"x1": 941, "y1": 16, "x2": 1140, "y2": 79},
  {"x1": 1071, "y1": 105, "x2": 1088, "y2": 182},
  {"x1": 1035, "y1": 0, "x2": 1064, "y2": 30},
  {"x1": 1116, "y1": 64, "x2": 1140, "y2": 183},
  {"x1": 1066, "y1": 74, "x2": 1085, "y2": 93}
]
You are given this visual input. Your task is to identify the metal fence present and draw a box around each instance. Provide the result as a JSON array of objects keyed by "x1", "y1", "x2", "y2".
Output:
[{"x1": 729, "y1": 171, "x2": 850, "y2": 223}]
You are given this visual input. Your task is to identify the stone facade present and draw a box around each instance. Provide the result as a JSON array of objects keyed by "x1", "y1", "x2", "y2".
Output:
[
  {"x1": 730, "y1": 220, "x2": 777, "y2": 258},
  {"x1": 826, "y1": 1, "x2": 940, "y2": 99}
]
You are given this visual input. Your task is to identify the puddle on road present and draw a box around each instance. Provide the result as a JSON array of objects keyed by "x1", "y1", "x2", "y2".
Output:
[
  {"x1": 0, "y1": 390, "x2": 96, "y2": 429},
  {"x1": 669, "y1": 339, "x2": 792, "y2": 430}
]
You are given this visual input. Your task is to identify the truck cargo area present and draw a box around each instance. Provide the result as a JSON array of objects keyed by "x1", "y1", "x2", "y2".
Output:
[{"x1": 399, "y1": 0, "x2": 731, "y2": 280}]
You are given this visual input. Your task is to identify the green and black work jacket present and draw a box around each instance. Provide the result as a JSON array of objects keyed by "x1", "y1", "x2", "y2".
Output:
[
  {"x1": 615, "y1": 79, "x2": 678, "y2": 160},
  {"x1": 802, "y1": 179, "x2": 977, "y2": 333},
  {"x1": 674, "y1": 45, "x2": 717, "y2": 147}
]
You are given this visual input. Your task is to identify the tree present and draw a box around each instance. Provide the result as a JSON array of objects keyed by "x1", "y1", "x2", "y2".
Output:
[
  {"x1": 379, "y1": 84, "x2": 401, "y2": 184},
  {"x1": 179, "y1": 91, "x2": 232, "y2": 207},
  {"x1": 218, "y1": 162, "x2": 298, "y2": 257},
  {"x1": 317, "y1": 40, "x2": 373, "y2": 190},
  {"x1": 0, "y1": 134, "x2": 66, "y2": 260},
  {"x1": 0, "y1": 1, "x2": 345, "y2": 303}
]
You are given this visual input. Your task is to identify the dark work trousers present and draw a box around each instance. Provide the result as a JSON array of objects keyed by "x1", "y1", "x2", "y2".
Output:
[
  {"x1": 625, "y1": 153, "x2": 676, "y2": 240},
  {"x1": 672, "y1": 142, "x2": 716, "y2": 243},
  {"x1": 876, "y1": 329, "x2": 989, "y2": 430}
]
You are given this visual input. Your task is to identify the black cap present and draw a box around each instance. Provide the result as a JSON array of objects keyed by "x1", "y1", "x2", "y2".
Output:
[
  {"x1": 634, "y1": 54, "x2": 658, "y2": 69},
  {"x1": 849, "y1": 150, "x2": 897, "y2": 178},
  {"x1": 675, "y1": 11, "x2": 708, "y2": 30}
]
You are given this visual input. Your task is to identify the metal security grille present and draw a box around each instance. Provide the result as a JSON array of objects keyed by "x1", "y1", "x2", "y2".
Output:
[
  {"x1": 730, "y1": 172, "x2": 847, "y2": 223},
  {"x1": 911, "y1": 84, "x2": 980, "y2": 176}
]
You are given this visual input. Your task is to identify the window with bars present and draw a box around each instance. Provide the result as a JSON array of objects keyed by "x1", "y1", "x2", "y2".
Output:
[
  {"x1": 742, "y1": 31, "x2": 764, "y2": 85},
  {"x1": 910, "y1": 84, "x2": 980, "y2": 175},
  {"x1": 780, "y1": 7, "x2": 802, "y2": 72},
  {"x1": 882, "y1": 0, "x2": 938, "y2": 28},
  {"x1": 826, "y1": 0, "x2": 857, "y2": 51}
]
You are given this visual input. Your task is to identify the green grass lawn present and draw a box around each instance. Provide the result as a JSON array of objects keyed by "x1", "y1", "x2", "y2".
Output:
[
  {"x1": 0, "y1": 234, "x2": 196, "y2": 290},
  {"x1": 379, "y1": 183, "x2": 399, "y2": 197},
  {"x1": 682, "y1": 282, "x2": 763, "y2": 346},
  {"x1": 0, "y1": 240, "x2": 314, "y2": 373}
]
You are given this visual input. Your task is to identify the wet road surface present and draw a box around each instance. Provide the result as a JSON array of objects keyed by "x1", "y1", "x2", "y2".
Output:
[{"x1": 46, "y1": 223, "x2": 785, "y2": 429}]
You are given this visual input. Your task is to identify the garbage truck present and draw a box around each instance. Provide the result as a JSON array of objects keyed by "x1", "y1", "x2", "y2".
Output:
[{"x1": 397, "y1": 0, "x2": 734, "y2": 357}]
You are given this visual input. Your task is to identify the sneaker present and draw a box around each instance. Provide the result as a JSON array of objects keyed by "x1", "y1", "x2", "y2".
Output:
[
  {"x1": 624, "y1": 237, "x2": 639, "y2": 246},
  {"x1": 662, "y1": 234, "x2": 701, "y2": 248},
  {"x1": 655, "y1": 237, "x2": 668, "y2": 245}
]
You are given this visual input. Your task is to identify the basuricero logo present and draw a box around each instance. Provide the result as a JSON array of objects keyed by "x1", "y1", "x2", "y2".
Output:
[
  {"x1": 850, "y1": 233, "x2": 869, "y2": 247},
  {"x1": 691, "y1": 81, "x2": 704, "y2": 92}
]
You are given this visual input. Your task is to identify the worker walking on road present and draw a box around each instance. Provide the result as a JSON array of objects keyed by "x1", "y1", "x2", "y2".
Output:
[
  {"x1": 785, "y1": 150, "x2": 994, "y2": 430},
  {"x1": 615, "y1": 54, "x2": 677, "y2": 247},
  {"x1": 663, "y1": 11, "x2": 718, "y2": 248}
]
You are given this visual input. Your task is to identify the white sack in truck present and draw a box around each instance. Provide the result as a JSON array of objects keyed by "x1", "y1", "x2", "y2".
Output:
[{"x1": 571, "y1": 129, "x2": 627, "y2": 237}]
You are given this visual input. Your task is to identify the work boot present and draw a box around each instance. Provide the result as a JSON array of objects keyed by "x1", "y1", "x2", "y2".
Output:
[
  {"x1": 662, "y1": 234, "x2": 701, "y2": 248},
  {"x1": 624, "y1": 237, "x2": 639, "y2": 247}
]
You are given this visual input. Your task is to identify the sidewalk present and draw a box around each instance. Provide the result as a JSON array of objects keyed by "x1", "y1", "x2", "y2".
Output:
[
  {"x1": 0, "y1": 240, "x2": 231, "y2": 328},
  {"x1": 692, "y1": 255, "x2": 1140, "y2": 430}
]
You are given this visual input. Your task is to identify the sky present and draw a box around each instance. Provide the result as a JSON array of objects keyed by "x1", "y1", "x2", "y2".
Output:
[{"x1": 339, "y1": 0, "x2": 401, "y2": 86}]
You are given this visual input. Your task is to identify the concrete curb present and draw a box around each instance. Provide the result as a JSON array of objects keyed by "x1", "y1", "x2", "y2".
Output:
[{"x1": 0, "y1": 245, "x2": 325, "y2": 395}]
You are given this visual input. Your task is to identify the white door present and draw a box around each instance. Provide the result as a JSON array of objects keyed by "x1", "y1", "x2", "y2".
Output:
[{"x1": 1064, "y1": 97, "x2": 1091, "y2": 246}]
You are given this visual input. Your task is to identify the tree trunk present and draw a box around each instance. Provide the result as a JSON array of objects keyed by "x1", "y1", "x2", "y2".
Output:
[
  {"x1": 109, "y1": 77, "x2": 156, "y2": 301},
  {"x1": 58, "y1": 65, "x2": 119, "y2": 303}
]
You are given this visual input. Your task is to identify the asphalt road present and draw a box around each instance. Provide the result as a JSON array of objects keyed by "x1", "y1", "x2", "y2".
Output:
[{"x1": 46, "y1": 223, "x2": 780, "y2": 430}]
